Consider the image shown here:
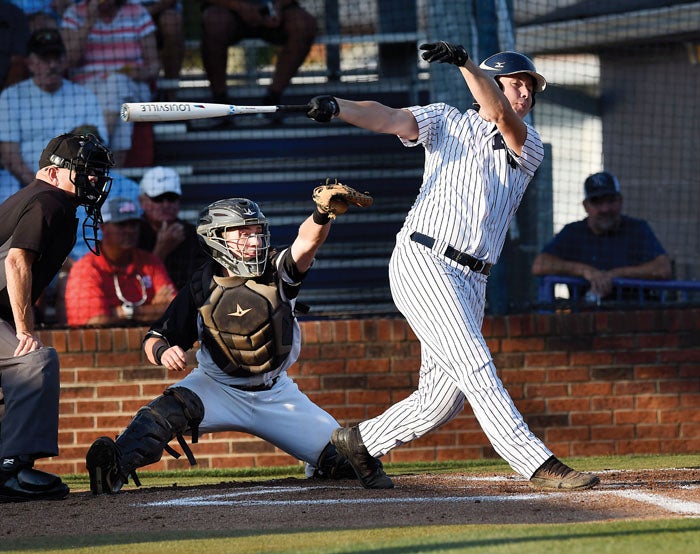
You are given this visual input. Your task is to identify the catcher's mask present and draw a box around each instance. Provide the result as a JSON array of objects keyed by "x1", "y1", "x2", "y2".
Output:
[
  {"x1": 477, "y1": 51, "x2": 546, "y2": 109},
  {"x1": 197, "y1": 198, "x2": 271, "y2": 278},
  {"x1": 39, "y1": 133, "x2": 115, "y2": 255}
]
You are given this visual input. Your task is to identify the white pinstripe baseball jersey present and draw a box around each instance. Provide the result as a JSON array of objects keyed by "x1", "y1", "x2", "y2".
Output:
[
  {"x1": 357, "y1": 103, "x2": 553, "y2": 478},
  {"x1": 400, "y1": 103, "x2": 544, "y2": 264}
]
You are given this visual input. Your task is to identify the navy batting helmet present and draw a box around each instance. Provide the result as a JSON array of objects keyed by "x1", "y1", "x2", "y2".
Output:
[{"x1": 479, "y1": 51, "x2": 546, "y2": 92}]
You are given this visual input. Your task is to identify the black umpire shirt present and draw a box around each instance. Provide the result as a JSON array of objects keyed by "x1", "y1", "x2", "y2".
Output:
[{"x1": 0, "y1": 179, "x2": 78, "y2": 323}]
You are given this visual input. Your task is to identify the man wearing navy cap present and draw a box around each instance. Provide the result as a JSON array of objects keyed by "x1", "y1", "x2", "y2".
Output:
[{"x1": 532, "y1": 171, "x2": 672, "y2": 300}]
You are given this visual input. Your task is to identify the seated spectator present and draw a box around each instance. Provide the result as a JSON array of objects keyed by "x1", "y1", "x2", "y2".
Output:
[
  {"x1": 532, "y1": 171, "x2": 672, "y2": 301},
  {"x1": 61, "y1": 0, "x2": 159, "y2": 166},
  {"x1": 134, "y1": 0, "x2": 184, "y2": 100},
  {"x1": 200, "y1": 0, "x2": 317, "y2": 107},
  {"x1": 0, "y1": 28, "x2": 108, "y2": 202},
  {"x1": 0, "y1": 0, "x2": 31, "y2": 90},
  {"x1": 138, "y1": 166, "x2": 208, "y2": 290},
  {"x1": 7, "y1": 0, "x2": 67, "y2": 31},
  {"x1": 64, "y1": 196, "x2": 176, "y2": 326}
]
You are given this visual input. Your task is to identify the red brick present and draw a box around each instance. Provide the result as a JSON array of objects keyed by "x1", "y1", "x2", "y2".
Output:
[
  {"x1": 346, "y1": 358, "x2": 389, "y2": 373},
  {"x1": 524, "y1": 352, "x2": 568, "y2": 367},
  {"x1": 570, "y1": 382, "x2": 613, "y2": 396},
  {"x1": 591, "y1": 425, "x2": 635, "y2": 440},
  {"x1": 545, "y1": 367, "x2": 590, "y2": 382},
  {"x1": 501, "y1": 337, "x2": 545, "y2": 353},
  {"x1": 636, "y1": 396, "x2": 680, "y2": 410},
  {"x1": 570, "y1": 351, "x2": 614, "y2": 365},
  {"x1": 614, "y1": 410, "x2": 658, "y2": 424}
]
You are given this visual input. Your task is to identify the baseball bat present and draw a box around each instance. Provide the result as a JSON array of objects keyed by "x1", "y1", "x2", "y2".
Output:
[{"x1": 120, "y1": 102, "x2": 310, "y2": 122}]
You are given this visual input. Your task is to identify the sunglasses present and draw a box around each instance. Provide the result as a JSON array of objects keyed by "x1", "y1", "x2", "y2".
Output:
[{"x1": 150, "y1": 192, "x2": 181, "y2": 203}]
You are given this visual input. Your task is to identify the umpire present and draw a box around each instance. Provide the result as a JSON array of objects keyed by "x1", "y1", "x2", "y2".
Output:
[{"x1": 0, "y1": 133, "x2": 114, "y2": 502}]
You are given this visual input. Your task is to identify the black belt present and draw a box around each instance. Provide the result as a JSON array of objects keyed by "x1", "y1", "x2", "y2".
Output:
[
  {"x1": 230, "y1": 376, "x2": 279, "y2": 392},
  {"x1": 410, "y1": 232, "x2": 492, "y2": 275}
]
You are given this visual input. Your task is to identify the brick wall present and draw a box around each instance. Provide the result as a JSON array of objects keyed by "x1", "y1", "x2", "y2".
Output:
[{"x1": 34, "y1": 308, "x2": 700, "y2": 476}]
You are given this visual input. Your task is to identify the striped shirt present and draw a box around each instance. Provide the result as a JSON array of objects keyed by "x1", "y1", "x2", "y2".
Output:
[
  {"x1": 61, "y1": 2, "x2": 155, "y2": 83},
  {"x1": 399, "y1": 103, "x2": 544, "y2": 264}
]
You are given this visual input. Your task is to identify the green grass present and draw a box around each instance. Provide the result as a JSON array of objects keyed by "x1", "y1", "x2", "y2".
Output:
[
  {"x1": 3, "y1": 520, "x2": 700, "y2": 554},
  {"x1": 3, "y1": 454, "x2": 698, "y2": 553}
]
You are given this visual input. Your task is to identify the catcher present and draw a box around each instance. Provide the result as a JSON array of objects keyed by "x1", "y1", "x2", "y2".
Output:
[{"x1": 85, "y1": 181, "x2": 373, "y2": 493}]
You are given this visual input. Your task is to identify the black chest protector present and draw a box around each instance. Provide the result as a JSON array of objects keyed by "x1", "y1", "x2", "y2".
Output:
[{"x1": 196, "y1": 263, "x2": 295, "y2": 375}]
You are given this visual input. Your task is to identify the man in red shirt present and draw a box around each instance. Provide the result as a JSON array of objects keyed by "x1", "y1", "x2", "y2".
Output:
[{"x1": 64, "y1": 196, "x2": 176, "y2": 326}]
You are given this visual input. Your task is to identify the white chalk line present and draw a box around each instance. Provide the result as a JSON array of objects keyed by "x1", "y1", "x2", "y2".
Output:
[
  {"x1": 133, "y1": 473, "x2": 700, "y2": 516},
  {"x1": 606, "y1": 490, "x2": 700, "y2": 516}
]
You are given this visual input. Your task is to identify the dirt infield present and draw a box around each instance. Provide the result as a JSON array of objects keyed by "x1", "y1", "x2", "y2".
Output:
[{"x1": 3, "y1": 469, "x2": 699, "y2": 539}]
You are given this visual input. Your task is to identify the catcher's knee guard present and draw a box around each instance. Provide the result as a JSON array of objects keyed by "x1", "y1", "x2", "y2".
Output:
[
  {"x1": 312, "y1": 442, "x2": 356, "y2": 480},
  {"x1": 115, "y1": 387, "x2": 204, "y2": 476}
]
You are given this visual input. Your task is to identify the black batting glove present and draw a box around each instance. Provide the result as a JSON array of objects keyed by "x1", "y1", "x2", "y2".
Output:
[
  {"x1": 307, "y1": 95, "x2": 340, "y2": 123},
  {"x1": 419, "y1": 42, "x2": 469, "y2": 67}
]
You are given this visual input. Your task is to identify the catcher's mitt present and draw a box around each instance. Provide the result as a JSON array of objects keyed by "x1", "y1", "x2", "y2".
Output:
[{"x1": 312, "y1": 179, "x2": 373, "y2": 219}]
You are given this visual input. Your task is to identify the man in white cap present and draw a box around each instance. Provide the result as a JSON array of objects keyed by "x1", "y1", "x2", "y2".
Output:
[{"x1": 138, "y1": 166, "x2": 208, "y2": 290}]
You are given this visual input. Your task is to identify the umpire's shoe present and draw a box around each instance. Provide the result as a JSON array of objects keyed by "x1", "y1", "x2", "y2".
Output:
[
  {"x1": 0, "y1": 457, "x2": 69, "y2": 502},
  {"x1": 331, "y1": 426, "x2": 394, "y2": 489},
  {"x1": 86, "y1": 436, "x2": 125, "y2": 494},
  {"x1": 529, "y1": 456, "x2": 600, "y2": 490}
]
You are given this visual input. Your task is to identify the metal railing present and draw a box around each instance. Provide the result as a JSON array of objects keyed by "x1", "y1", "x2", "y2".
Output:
[{"x1": 536, "y1": 275, "x2": 700, "y2": 312}]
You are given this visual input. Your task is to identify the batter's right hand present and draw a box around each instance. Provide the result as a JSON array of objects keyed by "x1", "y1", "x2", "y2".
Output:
[{"x1": 307, "y1": 95, "x2": 339, "y2": 123}]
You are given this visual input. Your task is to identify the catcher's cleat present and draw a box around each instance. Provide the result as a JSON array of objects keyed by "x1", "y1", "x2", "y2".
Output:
[
  {"x1": 529, "y1": 456, "x2": 600, "y2": 490},
  {"x1": 331, "y1": 426, "x2": 394, "y2": 489},
  {"x1": 86, "y1": 436, "x2": 126, "y2": 495}
]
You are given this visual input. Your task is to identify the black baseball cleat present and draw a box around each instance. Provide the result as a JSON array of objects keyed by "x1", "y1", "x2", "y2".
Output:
[
  {"x1": 86, "y1": 436, "x2": 126, "y2": 494},
  {"x1": 529, "y1": 456, "x2": 600, "y2": 490},
  {"x1": 331, "y1": 426, "x2": 394, "y2": 489},
  {"x1": 0, "y1": 458, "x2": 69, "y2": 502}
]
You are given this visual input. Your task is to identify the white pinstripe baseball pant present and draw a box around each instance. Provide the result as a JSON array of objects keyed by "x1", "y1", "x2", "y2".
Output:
[{"x1": 358, "y1": 231, "x2": 553, "y2": 478}]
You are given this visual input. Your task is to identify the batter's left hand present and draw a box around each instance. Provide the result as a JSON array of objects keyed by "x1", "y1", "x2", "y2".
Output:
[{"x1": 420, "y1": 41, "x2": 469, "y2": 67}]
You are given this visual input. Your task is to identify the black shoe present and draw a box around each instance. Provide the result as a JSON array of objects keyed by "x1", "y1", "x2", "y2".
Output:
[
  {"x1": 0, "y1": 462, "x2": 69, "y2": 503},
  {"x1": 330, "y1": 427, "x2": 394, "y2": 489},
  {"x1": 529, "y1": 456, "x2": 600, "y2": 490},
  {"x1": 86, "y1": 436, "x2": 125, "y2": 494}
]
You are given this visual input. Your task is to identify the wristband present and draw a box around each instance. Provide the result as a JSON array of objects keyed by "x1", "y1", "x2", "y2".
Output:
[
  {"x1": 312, "y1": 209, "x2": 331, "y2": 225},
  {"x1": 154, "y1": 343, "x2": 168, "y2": 365}
]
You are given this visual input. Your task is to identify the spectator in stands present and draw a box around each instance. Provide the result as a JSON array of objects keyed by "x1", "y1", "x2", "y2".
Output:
[
  {"x1": 0, "y1": 28, "x2": 109, "y2": 202},
  {"x1": 61, "y1": 0, "x2": 160, "y2": 166},
  {"x1": 7, "y1": 0, "x2": 67, "y2": 31},
  {"x1": 0, "y1": 1, "x2": 31, "y2": 90},
  {"x1": 134, "y1": 0, "x2": 184, "y2": 101},
  {"x1": 532, "y1": 171, "x2": 672, "y2": 301},
  {"x1": 64, "y1": 196, "x2": 176, "y2": 326},
  {"x1": 200, "y1": 0, "x2": 317, "y2": 108},
  {"x1": 138, "y1": 166, "x2": 208, "y2": 290}
]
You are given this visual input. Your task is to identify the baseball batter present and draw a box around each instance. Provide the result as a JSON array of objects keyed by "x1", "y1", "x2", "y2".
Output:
[
  {"x1": 85, "y1": 183, "x2": 374, "y2": 494},
  {"x1": 306, "y1": 42, "x2": 600, "y2": 491}
]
